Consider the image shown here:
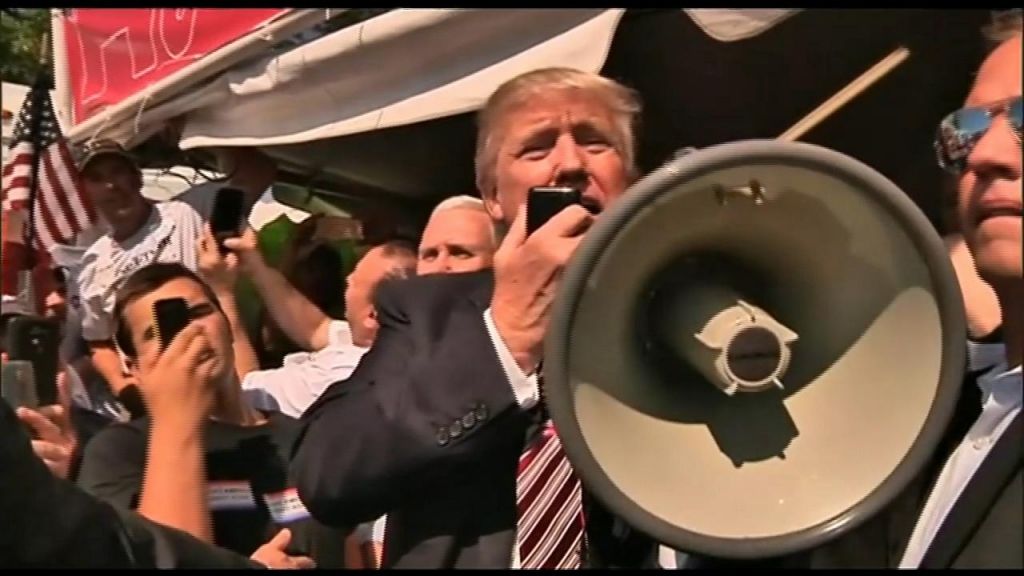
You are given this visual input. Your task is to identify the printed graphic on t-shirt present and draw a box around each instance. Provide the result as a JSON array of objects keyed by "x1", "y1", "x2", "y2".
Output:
[
  {"x1": 111, "y1": 227, "x2": 175, "y2": 280},
  {"x1": 263, "y1": 487, "x2": 312, "y2": 524},
  {"x1": 208, "y1": 480, "x2": 258, "y2": 511}
]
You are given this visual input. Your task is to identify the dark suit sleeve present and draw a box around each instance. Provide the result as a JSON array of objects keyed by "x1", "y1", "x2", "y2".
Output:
[
  {"x1": 76, "y1": 424, "x2": 146, "y2": 509},
  {"x1": 291, "y1": 275, "x2": 527, "y2": 528},
  {"x1": 0, "y1": 399, "x2": 261, "y2": 569}
]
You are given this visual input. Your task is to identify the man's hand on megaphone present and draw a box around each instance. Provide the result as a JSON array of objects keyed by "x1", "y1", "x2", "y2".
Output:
[{"x1": 490, "y1": 203, "x2": 594, "y2": 374}]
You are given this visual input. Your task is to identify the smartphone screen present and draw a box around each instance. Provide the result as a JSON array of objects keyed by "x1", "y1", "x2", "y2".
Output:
[
  {"x1": 526, "y1": 187, "x2": 581, "y2": 236},
  {"x1": 6, "y1": 316, "x2": 61, "y2": 406},
  {"x1": 153, "y1": 298, "x2": 191, "y2": 352},
  {"x1": 209, "y1": 187, "x2": 246, "y2": 252},
  {"x1": 1, "y1": 360, "x2": 38, "y2": 410}
]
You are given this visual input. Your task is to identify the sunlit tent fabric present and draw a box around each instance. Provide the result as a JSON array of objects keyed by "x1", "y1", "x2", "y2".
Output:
[{"x1": 168, "y1": 9, "x2": 798, "y2": 149}]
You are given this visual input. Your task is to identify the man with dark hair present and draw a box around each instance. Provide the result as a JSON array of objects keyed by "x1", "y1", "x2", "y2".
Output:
[{"x1": 75, "y1": 260, "x2": 345, "y2": 568}]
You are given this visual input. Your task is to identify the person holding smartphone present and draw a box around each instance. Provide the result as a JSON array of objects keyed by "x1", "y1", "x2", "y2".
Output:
[
  {"x1": 71, "y1": 142, "x2": 275, "y2": 419},
  {"x1": 0, "y1": 388, "x2": 320, "y2": 569},
  {"x1": 74, "y1": 261, "x2": 344, "y2": 568}
]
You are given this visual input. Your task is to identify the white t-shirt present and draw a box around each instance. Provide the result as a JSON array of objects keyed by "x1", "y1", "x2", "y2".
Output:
[{"x1": 75, "y1": 182, "x2": 222, "y2": 342}]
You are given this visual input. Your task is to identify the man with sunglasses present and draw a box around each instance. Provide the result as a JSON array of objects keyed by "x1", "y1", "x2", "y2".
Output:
[
  {"x1": 898, "y1": 12, "x2": 1022, "y2": 570},
  {"x1": 679, "y1": 14, "x2": 1022, "y2": 571}
]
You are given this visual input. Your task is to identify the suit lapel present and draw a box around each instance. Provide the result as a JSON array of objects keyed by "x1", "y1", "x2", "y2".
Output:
[
  {"x1": 887, "y1": 367, "x2": 986, "y2": 564},
  {"x1": 921, "y1": 412, "x2": 1022, "y2": 568}
]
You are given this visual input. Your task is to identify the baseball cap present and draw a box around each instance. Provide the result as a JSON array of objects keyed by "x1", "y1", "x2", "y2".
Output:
[{"x1": 75, "y1": 139, "x2": 137, "y2": 173}]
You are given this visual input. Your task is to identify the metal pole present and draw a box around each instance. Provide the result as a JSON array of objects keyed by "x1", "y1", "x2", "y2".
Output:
[{"x1": 18, "y1": 32, "x2": 53, "y2": 311}]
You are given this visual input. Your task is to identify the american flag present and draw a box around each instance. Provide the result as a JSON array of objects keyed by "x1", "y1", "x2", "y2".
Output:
[{"x1": 1, "y1": 77, "x2": 98, "y2": 253}]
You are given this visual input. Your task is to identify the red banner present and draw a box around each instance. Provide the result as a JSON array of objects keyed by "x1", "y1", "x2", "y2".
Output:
[{"x1": 63, "y1": 9, "x2": 290, "y2": 125}]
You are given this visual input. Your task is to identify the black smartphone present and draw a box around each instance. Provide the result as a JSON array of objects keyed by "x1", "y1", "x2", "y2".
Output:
[
  {"x1": 153, "y1": 297, "x2": 191, "y2": 352},
  {"x1": 6, "y1": 316, "x2": 61, "y2": 407},
  {"x1": 527, "y1": 186, "x2": 581, "y2": 236},
  {"x1": 209, "y1": 187, "x2": 246, "y2": 252}
]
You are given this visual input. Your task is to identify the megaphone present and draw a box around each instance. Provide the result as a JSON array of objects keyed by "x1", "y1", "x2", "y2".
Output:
[{"x1": 543, "y1": 139, "x2": 966, "y2": 560}]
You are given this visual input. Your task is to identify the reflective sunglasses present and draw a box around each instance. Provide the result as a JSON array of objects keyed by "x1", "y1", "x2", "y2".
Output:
[{"x1": 934, "y1": 96, "x2": 1023, "y2": 175}]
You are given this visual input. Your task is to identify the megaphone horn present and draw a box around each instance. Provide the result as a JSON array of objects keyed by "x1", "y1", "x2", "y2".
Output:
[{"x1": 544, "y1": 139, "x2": 966, "y2": 560}]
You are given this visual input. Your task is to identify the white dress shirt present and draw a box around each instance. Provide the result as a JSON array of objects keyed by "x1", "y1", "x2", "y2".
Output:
[
  {"x1": 482, "y1": 308, "x2": 539, "y2": 569},
  {"x1": 483, "y1": 308, "x2": 675, "y2": 569},
  {"x1": 899, "y1": 362, "x2": 1022, "y2": 568},
  {"x1": 241, "y1": 320, "x2": 367, "y2": 418}
]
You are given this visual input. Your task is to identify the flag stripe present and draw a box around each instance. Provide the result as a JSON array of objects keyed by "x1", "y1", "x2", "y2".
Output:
[
  {"x1": 58, "y1": 142, "x2": 97, "y2": 223},
  {"x1": 1, "y1": 77, "x2": 98, "y2": 259},
  {"x1": 42, "y1": 158, "x2": 76, "y2": 239}
]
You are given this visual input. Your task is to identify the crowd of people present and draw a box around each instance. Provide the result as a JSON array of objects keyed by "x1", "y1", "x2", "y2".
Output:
[{"x1": 0, "y1": 12, "x2": 1020, "y2": 570}]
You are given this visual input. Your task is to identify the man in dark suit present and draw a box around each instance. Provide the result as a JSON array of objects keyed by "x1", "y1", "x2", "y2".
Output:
[
  {"x1": 896, "y1": 14, "x2": 1022, "y2": 569},
  {"x1": 716, "y1": 14, "x2": 1023, "y2": 570},
  {"x1": 291, "y1": 67, "x2": 660, "y2": 568},
  {"x1": 688, "y1": 16, "x2": 1023, "y2": 570},
  {"x1": 0, "y1": 395, "x2": 263, "y2": 569}
]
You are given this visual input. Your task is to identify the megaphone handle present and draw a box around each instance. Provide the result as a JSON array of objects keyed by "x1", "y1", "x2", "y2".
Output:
[{"x1": 779, "y1": 46, "x2": 911, "y2": 142}]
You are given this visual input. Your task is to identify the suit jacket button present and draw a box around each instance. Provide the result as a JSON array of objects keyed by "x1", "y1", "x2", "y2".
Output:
[
  {"x1": 474, "y1": 404, "x2": 489, "y2": 421},
  {"x1": 462, "y1": 413, "x2": 477, "y2": 429},
  {"x1": 449, "y1": 420, "x2": 464, "y2": 438},
  {"x1": 436, "y1": 427, "x2": 450, "y2": 446}
]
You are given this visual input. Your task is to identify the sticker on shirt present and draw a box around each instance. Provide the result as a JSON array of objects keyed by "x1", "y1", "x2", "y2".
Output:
[
  {"x1": 263, "y1": 488, "x2": 312, "y2": 524},
  {"x1": 208, "y1": 480, "x2": 258, "y2": 511}
]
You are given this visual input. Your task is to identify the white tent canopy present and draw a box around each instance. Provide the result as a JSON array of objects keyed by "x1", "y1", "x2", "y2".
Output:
[{"x1": 164, "y1": 9, "x2": 797, "y2": 151}]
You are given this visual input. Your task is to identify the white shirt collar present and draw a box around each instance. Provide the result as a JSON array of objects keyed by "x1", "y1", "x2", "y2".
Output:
[
  {"x1": 967, "y1": 339, "x2": 1005, "y2": 373},
  {"x1": 977, "y1": 362, "x2": 1022, "y2": 402}
]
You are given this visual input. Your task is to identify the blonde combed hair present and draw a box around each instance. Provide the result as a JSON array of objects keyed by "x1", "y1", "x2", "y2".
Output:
[
  {"x1": 983, "y1": 9, "x2": 1022, "y2": 49},
  {"x1": 473, "y1": 67, "x2": 643, "y2": 197}
]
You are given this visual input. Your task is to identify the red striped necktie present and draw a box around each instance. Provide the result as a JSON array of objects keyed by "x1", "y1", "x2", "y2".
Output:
[{"x1": 516, "y1": 419, "x2": 585, "y2": 569}]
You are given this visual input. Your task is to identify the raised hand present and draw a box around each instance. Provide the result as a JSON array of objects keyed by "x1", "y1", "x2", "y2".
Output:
[{"x1": 489, "y1": 202, "x2": 593, "y2": 373}]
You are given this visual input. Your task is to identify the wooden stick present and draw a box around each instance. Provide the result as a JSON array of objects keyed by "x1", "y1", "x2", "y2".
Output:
[
  {"x1": 779, "y1": 46, "x2": 911, "y2": 142},
  {"x1": 38, "y1": 31, "x2": 51, "y2": 67}
]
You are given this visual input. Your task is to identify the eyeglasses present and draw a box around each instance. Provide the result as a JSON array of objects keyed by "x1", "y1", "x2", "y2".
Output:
[{"x1": 934, "y1": 96, "x2": 1022, "y2": 176}]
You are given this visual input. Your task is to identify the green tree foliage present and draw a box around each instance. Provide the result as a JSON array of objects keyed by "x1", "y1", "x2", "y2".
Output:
[{"x1": 0, "y1": 9, "x2": 52, "y2": 85}]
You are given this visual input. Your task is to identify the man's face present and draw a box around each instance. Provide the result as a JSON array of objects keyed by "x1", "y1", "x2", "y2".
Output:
[
  {"x1": 956, "y1": 36, "x2": 1022, "y2": 283},
  {"x1": 122, "y1": 277, "x2": 233, "y2": 385},
  {"x1": 417, "y1": 208, "x2": 496, "y2": 275},
  {"x1": 485, "y1": 90, "x2": 631, "y2": 227},
  {"x1": 80, "y1": 155, "x2": 147, "y2": 230}
]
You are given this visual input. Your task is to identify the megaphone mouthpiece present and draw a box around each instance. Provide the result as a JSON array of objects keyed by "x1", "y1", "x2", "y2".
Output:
[{"x1": 660, "y1": 278, "x2": 798, "y2": 396}]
